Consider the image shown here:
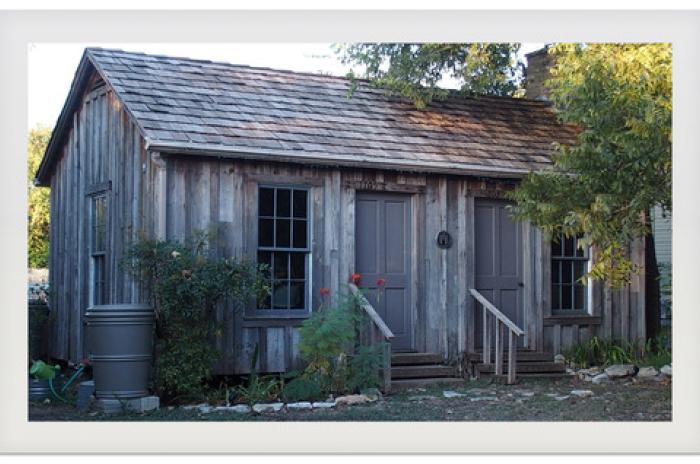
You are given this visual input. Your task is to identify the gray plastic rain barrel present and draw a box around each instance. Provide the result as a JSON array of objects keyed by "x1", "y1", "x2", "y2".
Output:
[{"x1": 85, "y1": 304, "x2": 154, "y2": 399}]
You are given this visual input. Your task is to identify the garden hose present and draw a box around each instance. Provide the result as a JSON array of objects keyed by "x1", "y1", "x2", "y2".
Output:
[{"x1": 48, "y1": 377, "x2": 68, "y2": 403}]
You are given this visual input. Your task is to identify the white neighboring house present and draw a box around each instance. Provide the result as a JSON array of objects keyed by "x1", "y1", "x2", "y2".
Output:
[{"x1": 652, "y1": 205, "x2": 672, "y2": 325}]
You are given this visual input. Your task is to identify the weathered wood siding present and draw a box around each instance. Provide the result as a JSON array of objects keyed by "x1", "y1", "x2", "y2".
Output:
[{"x1": 48, "y1": 79, "x2": 151, "y2": 362}]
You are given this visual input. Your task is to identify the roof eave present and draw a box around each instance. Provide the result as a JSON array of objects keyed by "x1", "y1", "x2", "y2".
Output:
[{"x1": 148, "y1": 140, "x2": 540, "y2": 179}]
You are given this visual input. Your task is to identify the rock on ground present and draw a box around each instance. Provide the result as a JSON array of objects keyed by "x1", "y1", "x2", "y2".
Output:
[
  {"x1": 554, "y1": 354, "x2": 566, "y2": 364},
  {"x1": 605, "y1": 364, "x2": 637, "y2": 378},
  {"x1": 637, "y1": 366, "x2": 659, "y2": 378},
  {"x1": 215, "y1": 404, "x2": 251, "y2": 414},
  {"x1": 660, "y1": 364, "x2": 672, "y2": 377},
  {"x1": 592, "y1": 373, "x2": 610, "y2": 384},
  {"x1": 335, "y1": 394, "x2": 372, "y2": 406},
  {"x1": 286, "y1": 402, "x2": 313, "y2": 410},
  {"x1": 470, "y1": 396, "x2": 499, "y2": 402},
  {"x1": 570, "y1": 389, "x2": 594, "y2": 398},
  {"x1": 311, "y1": 401, "x2": 336, "y2": 409},
  {"x1": 252, "y1": 403, "x2": 284, "y2": 413},
  {"x1": 443, "y1": 390, "x2": 467, "y2": 398}
]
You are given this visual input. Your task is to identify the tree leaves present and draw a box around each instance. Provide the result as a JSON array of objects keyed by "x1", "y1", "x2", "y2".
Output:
[
  {"x1": 509, "y1": 44, "x2": 671, "y2": 287},
  {"x1": 334, "y1": 43, "x2": 523, "y2": 107},
  {"x1": 27, "y1": 126, "x2": 52, "y2": 268}
]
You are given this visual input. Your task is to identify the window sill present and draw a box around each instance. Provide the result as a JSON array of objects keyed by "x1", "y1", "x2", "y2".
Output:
[
  {"x1": 242, "y1": 313, "x2": 310, "y2": 328},
  {"x1": 544, "y1": 314, "x2": 602, "y2": 326}
]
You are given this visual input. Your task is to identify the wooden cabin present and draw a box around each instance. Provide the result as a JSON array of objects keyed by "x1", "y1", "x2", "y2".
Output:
[{"x1": 35, "y1": 48, "x2": 649, "y2": 386}]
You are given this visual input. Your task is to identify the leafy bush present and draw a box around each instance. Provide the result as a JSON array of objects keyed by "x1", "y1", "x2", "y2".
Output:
[
  {"x1": 280, "y1": 377, "x2": 323, "y2": 402},
  {"x1": 124, "y1": 230, "x2": 269, "y2": 399},
  {"x1": 566, "y1": 334, "x2": 672, "y2": 369},
  {"x1": 297, "y1": 289, "x2": 383, "y2": 395}
]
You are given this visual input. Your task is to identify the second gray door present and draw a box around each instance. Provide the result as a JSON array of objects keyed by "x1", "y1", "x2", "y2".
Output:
[
  {"x1": 474, "y1": 199, "x2": 524, "y2": 348},
  {"x1": 355, "y1": 192, "x2": 413, "y2": 351}
]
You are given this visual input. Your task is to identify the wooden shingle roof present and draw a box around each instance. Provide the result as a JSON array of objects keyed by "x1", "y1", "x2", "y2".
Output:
[{"x1": 37, "y1": 47, "x2": 579, "y2": 183}]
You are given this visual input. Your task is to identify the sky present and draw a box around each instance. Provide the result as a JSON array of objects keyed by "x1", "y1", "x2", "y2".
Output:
[{"x1": 27, "y1": 42, "x2": 544, "y2": 129}]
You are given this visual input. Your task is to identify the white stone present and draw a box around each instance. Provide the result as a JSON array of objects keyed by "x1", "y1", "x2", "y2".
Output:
[
  {"x1": 182, "y1": 403, "x2": 208, "y2": 411},
  {"x1": 637, "y1": 366, "x2": 659, "y2": 378},
  {"x1": 516, "y1": 390, "x2": 535, "y2": 397},
  {"x1": 126, "y1": 396, "x2": 160, "y2": 412},
  {"x1": 214, "y1": 404, "x2": 251, "y2": 414},
  {"x1": 286, "y1": 402, "x2": 313, "y2": 410},
  {"x1": 252, "y1": 402, "x2": 284, "y2": 413},
  {"x1": 578, "y1": 367, "x2": 602, "y2": 376},
  {"x1": 443, "y1": 390, "x2": 467, "y2": 398},
  {"x1": 335, "y1": 394, "x2": 371, "y2": 406},
  {"x1": 605, "y1": 364, "x2": 637, "y2": 378},
  {"x1": 554, "y1": 354, "x2": 566, "y2": 364},
  {"x1": 311, "y1": 401, "x2": 336, "y2": 409},
  {"x1": 660, "y1": 364, "x2": 672, "y2": 377},
  {"x1": 591, "y1": 373, "x2": 610, "y2": 384},
  {"x1": 570, "y1": 389, "x2": 594, "y2": 398},
  {"x1": 470, "y1": 396, "x2": 499, "y2": 402},
  {"x1": 198, "y1": 405, "x2": 213, "y2": 414},
  {"x1": 554, "y1": 395, "x2": 570, "y2": 401}
]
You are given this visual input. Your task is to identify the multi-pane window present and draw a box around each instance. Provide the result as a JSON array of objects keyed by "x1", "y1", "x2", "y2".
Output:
[
  {"x1": 91, "y1": 194, "x2": 108, "y2": 305},
  {"x1": 257, "y1": 186, "x2": 309, "y2": 312},
  {"x1": 551, "y1": 234, "x2": 589, "y2": 313}
]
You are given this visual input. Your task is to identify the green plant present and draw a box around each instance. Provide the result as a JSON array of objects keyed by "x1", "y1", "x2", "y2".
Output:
[
  {"x1": 123, "y1": 230, "x2": 270, "y2": 399},
  {"x1": 297, "y1": 287, "x2": 385, "y2": 395},
  {"x1": 280, "y1": 377, "x2": 323, "y2": 402},
  {"x1": 231, "y1": 344, "x2": 282, "y2": 404},
  {"x1": 565, "y1": 336, "x2": 634, "y2": 368}
]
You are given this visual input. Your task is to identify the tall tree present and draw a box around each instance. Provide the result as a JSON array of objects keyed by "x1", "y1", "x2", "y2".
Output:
[
  {"x1": 508, "y1": 44, "x2": 671, "y2": 288},
  {"x1": 28, "y1": 126, "x2": 52, "y2": 268},
  {"x1": 334, "y1": 43, "x2": 523, "y2": 107}
]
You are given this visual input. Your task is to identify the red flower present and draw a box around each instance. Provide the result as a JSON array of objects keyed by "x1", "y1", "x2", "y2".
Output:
[
  {"x1": 350, "y1": 273, "x2": 361, "y2": 285},
  {"x1": 81, "y1": 358, "x2": 91, "y2": 366},
  {"x1": 376, "y1": 278, "x2": 386, "y2": 287},
  {"x1": 319, "y1": 287, "x2": 331, "y2": 296}
]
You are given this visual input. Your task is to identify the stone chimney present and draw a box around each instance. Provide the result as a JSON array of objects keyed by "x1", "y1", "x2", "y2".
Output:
[{"x1": 525, "y1": 46, "x2": 555, "y2": 101}]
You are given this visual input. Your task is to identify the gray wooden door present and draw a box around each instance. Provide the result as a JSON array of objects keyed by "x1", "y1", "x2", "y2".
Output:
[
  {"x1": 355, "y1": 192, "x2": 413, "y2": 351},
  {"x1": 474, "y1": 199, "x2": 524, "y2": 348}
]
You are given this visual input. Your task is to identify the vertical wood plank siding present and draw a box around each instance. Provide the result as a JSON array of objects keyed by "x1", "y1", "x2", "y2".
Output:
[
  {"x1": 47, "y1": 91, "x2": 647, "y2": 369},
  {"x1": 48, "y1": 84, "x2": 151, "y2": 362}
]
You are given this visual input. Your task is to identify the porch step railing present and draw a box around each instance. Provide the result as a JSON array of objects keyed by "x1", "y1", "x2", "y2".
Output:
[
  {"x1": 469, "y1": 289, "x2": 525, "y2": 384},
  {"x1": 348, "y1": 283, "x2": 394, "y2": 393}
]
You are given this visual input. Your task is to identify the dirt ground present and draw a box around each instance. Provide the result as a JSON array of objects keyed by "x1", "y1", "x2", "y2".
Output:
[{"x1": 28, "y1": 375, "x2": 671, "y2": 422}]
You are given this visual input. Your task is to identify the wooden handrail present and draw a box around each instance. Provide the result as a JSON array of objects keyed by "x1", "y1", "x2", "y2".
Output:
[
  {"x1": 348, "y1": 283, "x2": 394, "y2": 339},
  {"x1": 469, "y1": 289, "x2": 524, "y2": 336},
  {"x1": 469, "y1": 288, "x2": 524, "y2": 385}
]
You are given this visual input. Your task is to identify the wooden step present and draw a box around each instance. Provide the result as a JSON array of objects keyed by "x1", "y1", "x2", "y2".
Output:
[
  {"x1": 476, "y1": 361, "x2": 566, "y2": 375},
  {"x1": 391, "y1": 377, "x2": 466, "y2": 392},
  {"x1": 391, "y1": 352, "x2": 444, "y2": 366},
  {"x1": 391, "y1": 364, "x2": 457, "y2": 379},
  {"x1": 467, "y1": 351, "x2": 556, "y2": 363}
]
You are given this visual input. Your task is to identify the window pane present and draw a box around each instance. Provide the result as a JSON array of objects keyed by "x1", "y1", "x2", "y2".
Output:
[
  {"x1": 94, "y1": 255, "x2": 106, "y2": 305},
  {"x1": 290, "y1": 252, "x2": 305, "y2": 279},
  {"x1": 293, "y1": 190, "x2": 308, "y2": 218},
  {"x1": 257, "y1": 250, "x2": 272, "y2": 272},
  {"x1": 574, "y1": 261, "x2": 586, "y2": 283},
  {"x1": 274, "y1": 252, "x2": 289, "y2": 279},
  {"x1": 561, "y1": 261, "x2": 573, "y2": 284},
  {"x1": 276, "y1": 219, "x2": 290, "y2": 247},
  {"x1": 289, "y1": 281, "x2": 305, "y2": 309},
  {"x1": 272, "y1": 282, "x2": 289, "y2": 309},
  {"x1": 562, "y1": 285, "x2": 573, "y2": 310},
  {"x1": 276, "y1": 189, "x2": 291, "y2": 217},
  {"x1": 574, "y1": 284, "x2": 585, "y2": 310},
  {"x1": 259, "y1": 188, "x2": 274, "y2": 217},
  {"x1": 292, "y1": 220, "x2": 307, "y2": 249},
  {"x1": 551, "y1": 284, "x2": 560, "y2": 310},
  {"x1": 564, "y1": 236, "x2": 574, "y2": 256},
  {"x1": 258, "y1": 218, "x2": 274, "y2": 247}
]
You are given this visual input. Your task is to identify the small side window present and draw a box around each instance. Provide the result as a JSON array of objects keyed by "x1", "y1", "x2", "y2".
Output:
[
  {"x1": 551, "y1": 234, "x2": 590, "y2": 314},
  {"x1": 90, "y1": 194, "x2": 108, "y2": 305}
]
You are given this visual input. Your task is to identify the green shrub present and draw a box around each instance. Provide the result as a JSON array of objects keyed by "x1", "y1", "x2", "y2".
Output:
[
  {"x1": 566, "y1": 334, "x2": 672, "y2": 369},
  {"x1": 297, "y1": 289, "x2": 384, "y2": 395},
  {"x1": 281, "y1": 377, "x2": 323, "y2": 402},
  {"x1": 123, "y1": 230, "x2": 270, "y2": 400}
]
